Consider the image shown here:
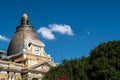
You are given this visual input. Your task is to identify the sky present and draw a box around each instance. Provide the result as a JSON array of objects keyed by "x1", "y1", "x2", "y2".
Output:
[{"x1": 0, "y1": 0, "x2": 120, "y2": 63}]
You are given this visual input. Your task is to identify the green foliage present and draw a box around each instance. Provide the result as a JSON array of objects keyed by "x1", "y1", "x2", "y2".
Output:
[
  {"x1": 43, "y1": 57, "x2": 90, "y2": 80},
  {"x1": 88, "y1": 41, "x2": 120, "y2": 80},
  {"x1": 43, "y1": 40, "x2": 120, "y2": 80}
]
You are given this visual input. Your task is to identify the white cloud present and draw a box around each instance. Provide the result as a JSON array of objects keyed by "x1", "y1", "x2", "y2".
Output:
[
  {"x1": 50, "y1": 24, "x2": 74, "y2": 35},
  {"x1": 0, "y1": 35, "x2": 10, "y2": 42},
  {"x1": 37, "y1": 24, "x2": 74, "y2": 40},
  {"x1": 37, "y1": 27, "x2": 55, "y2": 40}
]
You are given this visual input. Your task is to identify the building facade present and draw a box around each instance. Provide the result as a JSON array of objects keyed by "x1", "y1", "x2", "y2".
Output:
[{"x1": 0, "y1": 14, "x2": 56, "y2": 80}]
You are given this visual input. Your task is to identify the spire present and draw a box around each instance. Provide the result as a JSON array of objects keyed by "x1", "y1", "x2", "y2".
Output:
[{"x1": 21, "y1": 13, "x2": 30, "y2": 25}]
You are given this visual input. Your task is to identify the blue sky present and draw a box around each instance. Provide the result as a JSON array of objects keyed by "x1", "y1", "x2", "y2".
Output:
[{"x1": 0, "y1": 0, "x2": 120, "y2": 63}]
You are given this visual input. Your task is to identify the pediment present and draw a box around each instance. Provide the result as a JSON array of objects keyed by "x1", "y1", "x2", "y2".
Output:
[
  {"x1": 29, "y1": 61, "x2": 54, "y2": 69},
  {"x1": 27, "y1": 61, "x2": 56, "y2": 73}
]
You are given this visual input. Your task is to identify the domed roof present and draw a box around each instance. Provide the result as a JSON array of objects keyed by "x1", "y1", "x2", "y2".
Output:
[{"x1": 7, "y1": 13, "x2": 43, "y2": 56}]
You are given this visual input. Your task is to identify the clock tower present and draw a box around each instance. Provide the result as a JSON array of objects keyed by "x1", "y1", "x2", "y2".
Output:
[{"x1": 3, "y1": 13, "x2": 57, "y2": 80}]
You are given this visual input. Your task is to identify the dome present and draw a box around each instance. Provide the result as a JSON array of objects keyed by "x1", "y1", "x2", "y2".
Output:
[{"x1": 7, "y1": 13, "x2": 41, "y2": 56}]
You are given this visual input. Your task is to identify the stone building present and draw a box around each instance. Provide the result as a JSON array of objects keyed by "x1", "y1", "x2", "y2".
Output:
[{"x1": 0, "y1": 13, "x2": 56, "y2": 80}]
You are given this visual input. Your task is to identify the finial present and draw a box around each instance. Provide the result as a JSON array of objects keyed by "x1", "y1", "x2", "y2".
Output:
[
  {"x1": 21, "y1": 13, "x2": 30, "y2": 25},
  {"x1": 22, "y1": 13, "x2": 28, "y2": 19}
]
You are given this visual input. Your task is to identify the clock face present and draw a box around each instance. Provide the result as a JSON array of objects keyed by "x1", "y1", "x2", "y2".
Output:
[{"x1": 34, "y1": 46, "x2": 40, "y2": 55}]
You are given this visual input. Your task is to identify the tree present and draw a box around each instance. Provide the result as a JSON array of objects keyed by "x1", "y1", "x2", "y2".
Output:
[
  {"x1": 43, "y1": 40, "x2": 120, "y2": 80},
  {"x1": 43, "y1": 57, "x2": 90, "y2": 80},
  {"x1": 88, "y1": 41, "x2": 120, "y2": 80}
]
